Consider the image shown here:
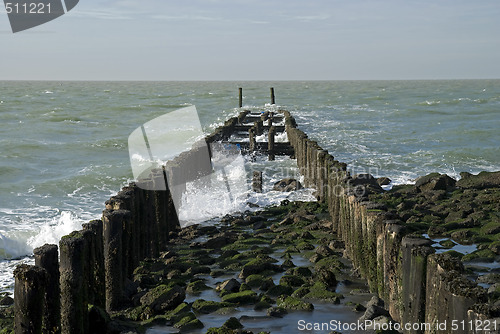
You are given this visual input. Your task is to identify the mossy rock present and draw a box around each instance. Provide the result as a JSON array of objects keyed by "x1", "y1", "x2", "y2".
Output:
[
  {"x1": 236, "y1": 237, "x2": 269, "y2": 245},
  {"x1": 178, "y1": 318, "x2": 204, "y2": 331},
  {"x1": 192, "y1": 299, "x2": 235, "y2": 314},
  {"x1": 186, "y1": 280, "x2": 211, "y2": 294},
  {"x1": 277, "y1": 296, "x2": 314, "y2": 311},
  {"x1": 302, "y1": 282, "x2": 343, "y2": 303},
  {"x1": 462, "y1": 249, "x2": 497, "y2": 262},
  {"x1": 139, "y1": 284, "x2": 185, "y2": 314},
  {"x1": 285, "y1": 245, "x2": 300, "y2": 253},
  {"x1": 291, "y1": 287, "x2": 310, "y2": 298},
  {"x1": 314, "y1": 256, "x2": 344, "y2": 273},
  {"x1": 245, "y1": 274, "x2": 265, "y2": 288},
  {"x1": 267, "y1": 306, "x2": 288, "y2": 318},
  {"x1": 167, "y1": 302, "x2": 191, "y2": 317},
  {"x1": 206, "y1": 326, "x2": 236, "y2": 334},
  {"x1": 221, "y1": 290, "x2": 259, "y2": 304},
  {"x1": 245, "y1": 255, "x2": 279, "y2": 266},
  {"x1": 254, "y1": 300, "x2": 272, "y2": 311},
  {"x1": 239, "y1": 258, "x2": 282, "y2": 278},
  {"x1": 0, "y1": 307, "x2": 14, "y2": 334},
  {"x1": 296, "y1": 241, "x2": 315, "y2": 250},
  {"x1": 442, "y1": 250, "x2": 465, "y2": 259},
  {"x1": 457, "y1": 171, "x2": 500, "y2": 190},
  {"x1": 223, "y1": 317, "x2": 243, "y2": 330},
  {"x1": 289, "y1": 266, "x2": 313, "y2": 278},
  {"x1": 266, "y1": 284, "x2": 294, "y2": 297},
  {"x1": 281, "y1": 259, "x2": 295, "y2": 268},
  {"x1": 173, "y1": 312, "x2": 202, "y2": 330},
  {"x1": 214, "y1": 307, "x2": 238, "y2": 315},
  {"x1": 224, "y1": 262, "x2": 244, "y2": 271},
  {"x1": 279, "y1": 275, "x2": 305, "y2": 287},
  {"x1": 439, "y1": 239, "x2": 456, "y2": 249},
  {"x1": 489, "y1": 241, "x2": 500, "y2": 255}
]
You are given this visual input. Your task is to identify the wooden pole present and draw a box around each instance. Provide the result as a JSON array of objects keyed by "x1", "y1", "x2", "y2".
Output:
[
  {"x1": 268, "y1": 126, "x2": 276, "y2": 161},
  {"x1": 33, "y1": 244, "x2": 60, "y2": 334},
  {"x1": 252, "y1": 171, "x2": 262, "y2": 193},
  {"x1": 14, "y1": 264, "x2": 47, "y2": 334},
  {"x1": 270, "y1": 87, "x2": 275, "y2": 105},
  {"x1": 267, "y1": 112, "x2": 274, "y2": 127},
  {"x1": 239, "y1": 88, "x2": 243, "y2": 108},
  {"x1": 249, "y1": 128, "x2": 256, "y2": 152}
]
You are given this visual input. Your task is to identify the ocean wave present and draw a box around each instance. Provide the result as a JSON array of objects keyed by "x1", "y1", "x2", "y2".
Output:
[
  {"x1": 0, "y1": 211, "x2": 85, "y2": 261},
  {"x1": 0, "y1": 232, "x2": 32, "y2": 260}
]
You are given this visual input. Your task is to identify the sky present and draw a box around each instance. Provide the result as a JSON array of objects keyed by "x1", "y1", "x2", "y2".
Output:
[{"x1": 1, "y1": 0, "x2": 499, "y2": 81}]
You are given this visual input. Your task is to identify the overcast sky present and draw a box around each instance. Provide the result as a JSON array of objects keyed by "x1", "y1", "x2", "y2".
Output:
[{"x1": 1, "y1": 0, "x2": 499, "y2": 80}]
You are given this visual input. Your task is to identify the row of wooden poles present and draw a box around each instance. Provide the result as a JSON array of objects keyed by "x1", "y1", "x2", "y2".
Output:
[
  {"x1": 14, "y1": 180, "x2": 181, "y2": 334},
  {"x1": 282, "y1": 111, "x2": 497, "y2": 333},
  {"x1": 246, "y1": 111, "x2": 277, "y2": 161},
  {"x1": 12, "y1": 88, "x2": 280, "y2": 334},
  {"x1": 238, "y1": 87, "x2": 276, "y2": 108}
]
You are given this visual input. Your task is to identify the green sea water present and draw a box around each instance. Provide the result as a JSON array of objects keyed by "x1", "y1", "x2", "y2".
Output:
[{"x1": 0, "y1": 80, "x2": 499, "y2": 292}]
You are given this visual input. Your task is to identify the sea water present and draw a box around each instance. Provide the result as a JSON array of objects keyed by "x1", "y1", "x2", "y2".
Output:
[{"x1": 1, "y1": 80, "x2": 499, "y2": 293}]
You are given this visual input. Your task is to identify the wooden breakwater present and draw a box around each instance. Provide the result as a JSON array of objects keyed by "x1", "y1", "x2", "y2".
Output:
[
  {"x1": 11, "y1": 91, "x2": 293, "y2": 334},
  {"x1": 12, "y1": 90, "x2": 498, "y2": 334},
  {"x1": 284, "y1": 110, "x2": 499, "y2": 333}
]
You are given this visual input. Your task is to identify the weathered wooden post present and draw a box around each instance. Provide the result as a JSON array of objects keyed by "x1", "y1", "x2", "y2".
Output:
[
  {"x1": 270, "y1": 87, "x2": 275, "y2": 105},
  {"x1": 14, "y1": 264, "x2": 48, "y2": 334},
  {"x1": 239, "y1": 87, "x2": 243, "y2": 108},
  {"x1": 59, "y1": 230, "x2": 90, "y2": 334},
  {"x1": 249, "y1": 127, "x2": 256, "y2": 152},
  {"x1": 33, "y1": 244, "x2": 60, "y2": 334},
  {"x1": 102, "y1": 209, "x2": 129, "y2": 312},
  {"x1": 252, "y1": 171, "x2": 262, "y2": 193},
  {"x1": 152, "y1": 168, "x2": 168, "y2": 249},
  {"x1": 237, "y1": 110, "x2": 249, "y2": 124},
  {"x1": 268, "y1": 126, "x2": 276, "y2": 161},
  {"x1": 82, "y1": 220, "x2": 106, "y2": 308},
  {"x1": 267, "y1": 112, "x2": 273, "y2": 127},
  {"x1": 254, "y1": 120, "x2": 264, "y2": 136},
  {"x1": 260, "y1": 111, "x2": 269, "y2": 121}
]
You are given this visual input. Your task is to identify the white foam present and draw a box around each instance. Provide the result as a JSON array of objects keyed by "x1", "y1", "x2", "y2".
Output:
[
  {"x1": 0, "y1": 211, "x2": 85, "y2": 261},
  {"x1": 27, "y1": 211, "x2": 84, "y2": 250},
  {"x1": 0, "y1": 232, "x2": 32, "y2": 260},
  {"x1": 177, "y1": 156, "x2": 249, "y2": 226}
]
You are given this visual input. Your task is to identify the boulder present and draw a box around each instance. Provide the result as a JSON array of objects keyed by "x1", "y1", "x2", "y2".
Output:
[
  {"x1": 192, "y1": 299, "x2": 234, "y2": 314},
  {"x1": 220, "y1": 290, "x2": 259, "y2": 304},
  {"x1": 140, "y1": 285, "x2": 185, "y2": 313},
  {"x1": 277, "y1": 296, "x2": 314, "y2": 311},
  {"x1": 457, "y1": 171, "x2": 500, "y2": 190},
  {"x1": 267, "y1": 306, "x2": 288, "y2": 318},
  {"x1": 315, "y1": 245, "x2": 335, "y2": 257},
  {"x1": 216, "y1": 278, "x2": 241, "y2": 293},
  {"x1": 347, "y1": 174, "x2": 384, "y2": 193},
  {"x1": 0, "y1": 295, "x2": 14, "y2": 306},
  {"x1": 314, "y1": 268, "x2": 338, "y2": 289},
  {"x1": 415, "y1": 173, "x2": 456, "y2": 192},
  {"x1": 359, "y1": 304, "x2": 390, "y2": 322},
  {"x1": 223, "y1": 317, "x2": 243, "y2": 330}
]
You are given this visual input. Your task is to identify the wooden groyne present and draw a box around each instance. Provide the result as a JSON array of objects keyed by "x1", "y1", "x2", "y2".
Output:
[{"x1": 11, "y1": 89, "x2": 499, "y2": 333}]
